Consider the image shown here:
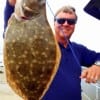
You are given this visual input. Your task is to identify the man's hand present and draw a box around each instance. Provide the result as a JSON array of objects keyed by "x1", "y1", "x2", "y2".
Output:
[
  {"x1": 80, "y1": 65, "x2": 100, "y2": 83},
  {"x1": 8, "y1": 0, "x2": 16, "y2": 6}
]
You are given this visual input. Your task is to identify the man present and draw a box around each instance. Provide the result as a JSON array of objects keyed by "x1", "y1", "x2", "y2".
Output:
[
  {"x1": 3, "y1": 0, "x2": 16, "y2": 38},
  {"x1": 42, "y1": 5, "x2": 100, "y2": 100}
]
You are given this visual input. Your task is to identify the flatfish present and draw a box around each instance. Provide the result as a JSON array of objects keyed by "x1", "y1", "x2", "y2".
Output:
[{"x1": 3, "y1": 0, "x2": 61, "y2": 100}]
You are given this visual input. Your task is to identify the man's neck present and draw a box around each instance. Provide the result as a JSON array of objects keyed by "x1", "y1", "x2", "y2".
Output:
[{"x1": 58, "y1": 41, "x2": 69, "y2": 48}]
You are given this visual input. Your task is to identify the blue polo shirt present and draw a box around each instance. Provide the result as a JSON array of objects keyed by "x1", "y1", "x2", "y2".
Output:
[
  {"x1": 3, "y1": 0, "x2": 14, "y2": 38},
  {"x1": 43, "y1": 42, "x2": 100, "y2": 100}
]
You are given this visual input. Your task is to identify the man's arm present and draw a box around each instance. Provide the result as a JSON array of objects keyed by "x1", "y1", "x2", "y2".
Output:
[{"x1": 78, "y1": 44, "x2": 100, "y2": 83}]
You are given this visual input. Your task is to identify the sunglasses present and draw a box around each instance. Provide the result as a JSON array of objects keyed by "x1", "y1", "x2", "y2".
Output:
[{"x1": 55, "y1": 18, "x2": 77, "y2": 25}]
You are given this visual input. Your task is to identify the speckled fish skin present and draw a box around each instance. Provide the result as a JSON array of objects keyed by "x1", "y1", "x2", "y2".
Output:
[{"x1": 3, "y1": 0, "x2": 61, "y2": 100}]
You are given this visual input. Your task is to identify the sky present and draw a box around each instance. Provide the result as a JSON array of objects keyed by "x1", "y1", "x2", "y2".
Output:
[
  {"x1": 0, "y1": 0, "x2": 100, "y2": 53},
  {"x1": 46, "y1": 0, "x2": 100, "y2": 52},
  {"x1": 0, "y1": 0, "x2": 6, "y2": 52}
]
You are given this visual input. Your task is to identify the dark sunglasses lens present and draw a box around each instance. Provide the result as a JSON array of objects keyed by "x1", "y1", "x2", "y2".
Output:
[
  {"x1": 67, "y1": 19, "x2": 76, "y2": 25},
  {"x1": 57, "y1": 19, "x2": 66, "y2": 24},
  {"x1": 56, "y1": 18, "x2": 76, "y2": 25}
]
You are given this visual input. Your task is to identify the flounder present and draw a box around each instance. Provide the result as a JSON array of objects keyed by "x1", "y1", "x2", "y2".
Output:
[{"x1": 3, "y1": 0, "x2": 61, "y2": 100}]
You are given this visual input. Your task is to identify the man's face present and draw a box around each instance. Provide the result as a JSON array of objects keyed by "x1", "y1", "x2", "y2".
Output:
[{"x1": 54, "y1": 11, "x2": 76, "y2": 42}]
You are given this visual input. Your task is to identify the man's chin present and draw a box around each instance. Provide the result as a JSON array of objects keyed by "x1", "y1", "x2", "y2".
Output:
[{"x1": 60, "y1": 34, "x2": 69, "y2": 40}]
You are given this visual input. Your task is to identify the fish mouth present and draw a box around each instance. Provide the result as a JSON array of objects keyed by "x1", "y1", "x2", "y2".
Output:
[
  {"x1": 22, "y1": 3, "x2": 39, "y2": 18},
  {"x1": 20, "y1": 16, "x2": 30, "y2": 20}
]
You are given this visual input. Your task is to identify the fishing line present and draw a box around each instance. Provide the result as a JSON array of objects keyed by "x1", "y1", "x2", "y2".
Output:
[
  {"x1": 46, "y1": 0, "x2": 81, "y2": 67},
  {"x1": 46, "y1": 1, "x2": 100, "y2": 100}
]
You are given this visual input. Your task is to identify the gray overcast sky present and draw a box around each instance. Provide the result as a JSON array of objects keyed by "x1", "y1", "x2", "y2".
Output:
[{"x1": 46, "y1": 0, "x2": 100, "y2": 52}]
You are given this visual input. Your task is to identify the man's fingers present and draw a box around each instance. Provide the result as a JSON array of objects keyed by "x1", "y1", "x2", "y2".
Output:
[
  {"x1": 80, "y1": 70, "x2": 88, "y2": 79},
  {"x1": 81, "y1": 70, "x2": 98, "y2": 83}
]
